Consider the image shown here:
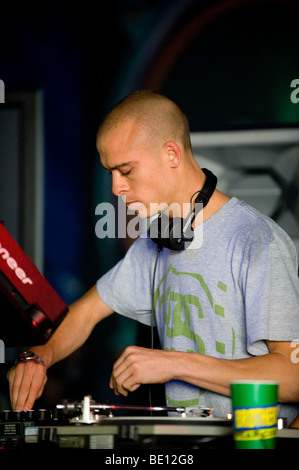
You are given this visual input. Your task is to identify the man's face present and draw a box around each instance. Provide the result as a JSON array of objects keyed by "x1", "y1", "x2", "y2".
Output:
[{"x1": 97, "y1": 120, "x2": 173, "y2": 219}]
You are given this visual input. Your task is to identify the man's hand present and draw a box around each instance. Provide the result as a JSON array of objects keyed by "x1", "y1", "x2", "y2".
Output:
[
  {"x1": 7, "y1": 360, "x2": 47, "y2": 411},
  {"x1": 109, "y1": 346, "x2": 175, "y2": 396},
  {"x1": 6, "y1": 286, "x2": 114, "y2": 411}
]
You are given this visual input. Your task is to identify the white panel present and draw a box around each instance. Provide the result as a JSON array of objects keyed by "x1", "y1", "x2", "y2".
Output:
[{"x1": 191, "y1": 129, "x2": 299, "y2": 258}]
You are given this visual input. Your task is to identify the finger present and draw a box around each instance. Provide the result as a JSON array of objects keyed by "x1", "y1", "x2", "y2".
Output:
[
  {"x1": 111, "y1": 363, "x2": 132, "y2": 396},
  {"x1": 109, "y1": 375, "x2": 114, "y2": 390},
  {"x1": 23, "y1": 370, "x2": 47, "y2": 411},
  {"x1": 111, "y1": 352, "x2": 129, "y2": 375},
  {"x1": 118, "y1": 372, "x2": 141, "y2": 394},
  {"x1": 113, "y1": 366, "x2": 140, "y2": 396},
  {"x1": 109, "y1": 374, "x2": 125, "y2": 396},
  {"x1": 110, "y1": 370, "x2": 130, "y2": 396},
  {"x1": 112, "y1": 346, "x2": 142, "y2": 372},
  {"x1": 112, "y1": 348, "x2": 136, "y2": 381},
  {"x1": 9, "y1": 363, "x2": 26, "y2": 410},
  {"x1": 110, "y1": 346, "x2": 145, "y2": 396},
  {"x1": 12, "y1": 362, "x2": 46, "y2": 411},
  {"x1": 7, "y1": 366, "x2": 17, "y2": 406}
]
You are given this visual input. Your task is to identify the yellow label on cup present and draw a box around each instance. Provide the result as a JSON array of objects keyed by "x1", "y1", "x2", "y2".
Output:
[
  {"x1": 234, "y1": 428, "x2": 277, "y2": 442},
  {"x1": 234, "y1": 405, "x2": 277, "y2": 440}
]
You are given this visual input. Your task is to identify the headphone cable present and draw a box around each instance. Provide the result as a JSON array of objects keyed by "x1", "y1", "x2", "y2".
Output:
[
  {"x1": 149, "y1": 246, "x2": 161, "y2": 409},
  {"x1": 151, "y1": 247, "x2": 161, "y2": 349}
]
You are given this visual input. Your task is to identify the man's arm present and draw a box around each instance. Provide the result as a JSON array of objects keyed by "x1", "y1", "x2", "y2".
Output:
[
  {"x1": 7, "y1": 284, "x2": 113, "y2": 411},
  {"x1": 110, "y1": 340, "x2": 299, "y2": 402}
]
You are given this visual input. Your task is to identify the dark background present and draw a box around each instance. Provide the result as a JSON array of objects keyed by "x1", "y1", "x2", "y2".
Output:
[{"x1": 0, "y1": 0, "x2": 298, "y2": 410}]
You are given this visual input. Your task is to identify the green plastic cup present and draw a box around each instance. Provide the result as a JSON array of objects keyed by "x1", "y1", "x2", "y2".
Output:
[{"x1": 230, "y1": 380, "x2": 278, "y2": 449}]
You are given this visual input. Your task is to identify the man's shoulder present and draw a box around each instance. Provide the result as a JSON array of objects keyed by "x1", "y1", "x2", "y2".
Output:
[{"x1": 230, "y1": 198, "x2": 296, "y2": 256}]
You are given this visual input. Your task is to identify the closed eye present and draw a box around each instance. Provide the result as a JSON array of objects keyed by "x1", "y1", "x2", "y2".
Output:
[
  {"x1": 120, "y1": 169, "x2": 131, "y2": 176},
  {"x1": 104, "y1": 161, "x2": 136, "y2": 176},
  {"x1": 108, "y1": 169, "x2": 132, "y2": 176}
]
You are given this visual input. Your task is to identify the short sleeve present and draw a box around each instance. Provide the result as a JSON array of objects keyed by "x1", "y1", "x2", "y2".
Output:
[
  {"x1": 241, "y1": 220, "x2": 299, "y2": 356},
  {"x1": 96, "y1": 236, "x2": 157, "y2": 326}
]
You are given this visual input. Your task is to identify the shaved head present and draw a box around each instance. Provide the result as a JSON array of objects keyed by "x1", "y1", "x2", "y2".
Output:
[
  {"x1": 97, "y1": 90, "x2": 192, "y2": 153},
  {"x1": 95, "y1": 91, "x2": 208, "y2": 219}
]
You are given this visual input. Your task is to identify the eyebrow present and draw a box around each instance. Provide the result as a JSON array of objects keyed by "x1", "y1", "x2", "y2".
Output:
[{"x1": 104, "y1": 161, "x2": 135, "y2": 171}]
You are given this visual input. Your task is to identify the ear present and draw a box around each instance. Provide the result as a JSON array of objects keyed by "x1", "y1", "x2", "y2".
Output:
[{"x1": 163, "y1": 141, "x2": 181, "y2": 168}]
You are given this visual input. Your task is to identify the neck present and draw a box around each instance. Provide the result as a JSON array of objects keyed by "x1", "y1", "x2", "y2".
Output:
[
  {"x1": 180, "y1": 164, "x2": 230, "y2": 224},
  {"x1": 175, "y1": 164, "x2": 208, "y2": 215}
]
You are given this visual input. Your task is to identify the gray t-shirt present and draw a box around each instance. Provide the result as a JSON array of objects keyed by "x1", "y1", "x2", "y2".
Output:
[{"x1": 97, "y1": 197, "x2": 299, "y2": 425}]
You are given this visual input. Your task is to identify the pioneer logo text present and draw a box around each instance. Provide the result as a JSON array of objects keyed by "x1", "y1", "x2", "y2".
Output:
[{"x1": 0, "y1": 242, "x2": 33, "y2": 285}]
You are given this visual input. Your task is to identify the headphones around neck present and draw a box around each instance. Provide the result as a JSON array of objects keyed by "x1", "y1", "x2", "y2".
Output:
[{"x1": 149, "y1": 168, "x2": 217, "y2": 251}]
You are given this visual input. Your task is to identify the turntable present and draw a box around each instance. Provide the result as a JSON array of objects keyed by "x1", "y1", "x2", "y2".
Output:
[
  {"x1": 21, "y1": 395, "x2": 233, "y2": 449},
  {"x1": 1, "y1": 395, "x2": 298, "y2": 450}
]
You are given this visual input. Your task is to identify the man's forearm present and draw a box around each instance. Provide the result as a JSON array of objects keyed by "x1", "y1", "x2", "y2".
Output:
[
  {"x1": 30, "y1": 302, "x2": 94, "y2": 369},
  {"x1": 173, "y1": 342, "x2": 299, "y2": 402},
  {"x1": 31, "y1": 285, "x2": 114, "y2": 369},
  {"x1": 109, "y1": 343, "x2": 299, "y2": 402},
  {"x1": 7, "y1": 285, "x2": 114, "y2": 411}
]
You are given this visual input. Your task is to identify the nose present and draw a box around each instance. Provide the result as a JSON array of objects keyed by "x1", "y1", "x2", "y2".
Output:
[{"x1": 111, "y1": 171, "x2": 130, "y2": 196}]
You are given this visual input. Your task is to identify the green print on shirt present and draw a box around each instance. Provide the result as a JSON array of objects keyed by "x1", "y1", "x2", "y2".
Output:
[
  {"x1": 158, "y1": 287, "x2": 206, "y2": 354},
  {"x1": 154, "y1": 264, "x2": 226, "y2": 352},
  {"x1": 154, "y1": 264, "x2": 235, "y2": 407}
]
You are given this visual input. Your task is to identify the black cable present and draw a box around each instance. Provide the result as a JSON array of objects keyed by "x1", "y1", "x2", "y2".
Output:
[
  {"x1": 149, "y1": 246, "x2": 161, "y2": 410},
  {"x1": 151, "y1": 247, "x2": 161, "y2": 349},
  {"x1": 148, "y1": 191, "x2": 197, "y2": 406}
]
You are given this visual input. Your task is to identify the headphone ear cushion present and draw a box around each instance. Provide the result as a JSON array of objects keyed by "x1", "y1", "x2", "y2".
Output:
[
  {"x1": 150, "y1": 215, "x2": 194, "y2": 251},
  {"x1": 149, "y1": 213, "x2": 173, "y2": 243},
  {"x1": 149, "y1": 213, "x2": 165, "y2": 241}
]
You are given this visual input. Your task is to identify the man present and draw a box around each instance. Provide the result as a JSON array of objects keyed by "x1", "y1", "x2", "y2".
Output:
[{"x1": 7, "y1": 90, "x2": 299, "y2": 425}]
